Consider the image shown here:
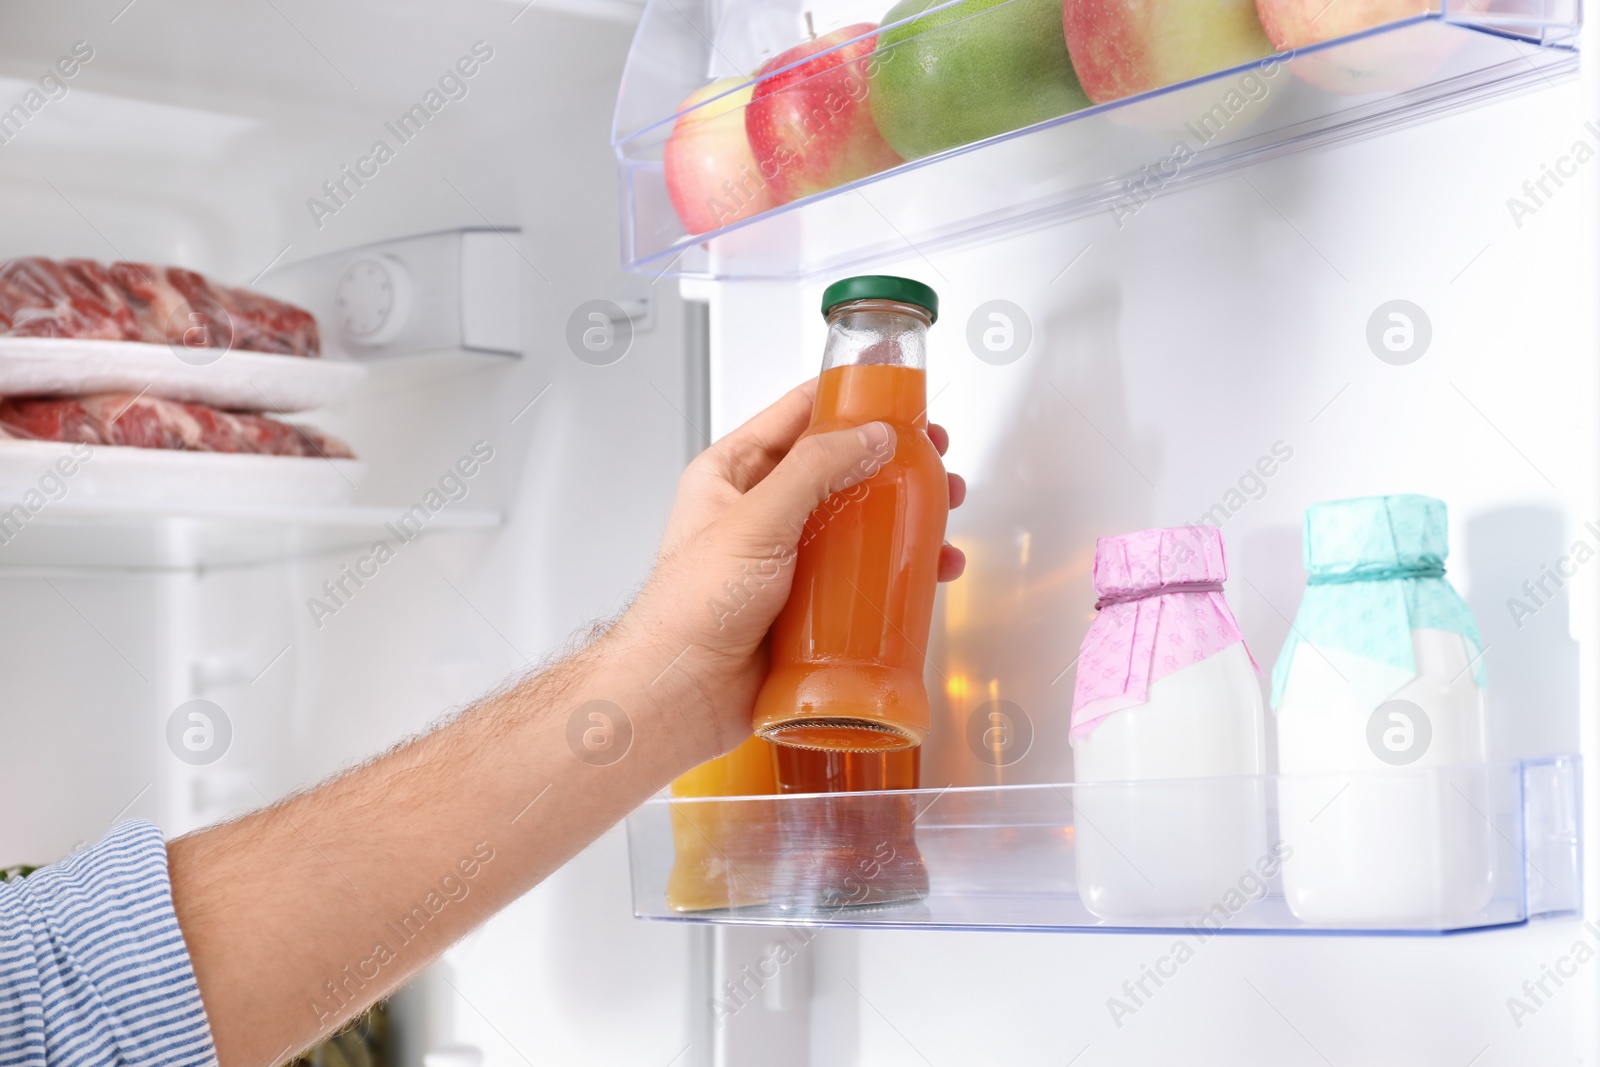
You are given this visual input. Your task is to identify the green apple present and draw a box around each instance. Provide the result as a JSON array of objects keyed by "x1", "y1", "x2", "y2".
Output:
[{"x1": 871, "y1": 0, "x2": 1091, "y2": 161}]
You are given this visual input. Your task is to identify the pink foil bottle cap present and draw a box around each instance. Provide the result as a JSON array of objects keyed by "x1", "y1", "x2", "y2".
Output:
[{"x1": 1071, "y1": 526, "x2": 1259, "y2": 739}]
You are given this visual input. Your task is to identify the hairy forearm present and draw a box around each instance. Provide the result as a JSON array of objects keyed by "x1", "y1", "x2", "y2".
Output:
[
  {"x1": 169, "y1": 627, "x2": 710, "y2": 1067},
  {"x1": 161, "y1": 383, "x2": 933, "y2": 1067}
]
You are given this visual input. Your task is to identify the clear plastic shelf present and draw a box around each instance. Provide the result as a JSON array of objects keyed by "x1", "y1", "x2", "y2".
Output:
[
  {"x1": 626, "y1": 756, "x2": 1582, "y2": 935},
  {"x1": 613, "y1": 5, "x2": 1578, "y2": 279}
]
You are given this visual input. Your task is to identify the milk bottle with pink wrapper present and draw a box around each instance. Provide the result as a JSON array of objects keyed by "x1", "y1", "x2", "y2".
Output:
[{"x1": 1070, "y1": 525, "x2": 1268, "y2": 921}]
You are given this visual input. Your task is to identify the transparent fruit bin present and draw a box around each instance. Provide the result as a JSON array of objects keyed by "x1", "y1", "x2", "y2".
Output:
[
  {"x1": 626, "y1": 755, "x2": 1581, "y2": 934},
  {"x1": 613, "y1": 0, "x2": 1577, "y2": 279}
]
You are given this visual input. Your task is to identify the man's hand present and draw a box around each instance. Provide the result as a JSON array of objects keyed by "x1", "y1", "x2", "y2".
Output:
[
  {"x1": 169, "y1": 376, "x2": 964, "y2": 1066},
  {"x1": 610, "y1": 377, "x2": 966, "y2": 762}
]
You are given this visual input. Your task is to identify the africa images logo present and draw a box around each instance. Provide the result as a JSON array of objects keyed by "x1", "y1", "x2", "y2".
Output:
[
  {"x1": 166, "y1": 699, "x2": 232, "y2": 766},
  {"x1": 1366, "y1": 699, "x2": 1431, "y2": 766}
]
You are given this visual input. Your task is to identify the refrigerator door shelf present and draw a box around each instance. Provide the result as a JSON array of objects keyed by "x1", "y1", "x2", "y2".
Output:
[
  {"x1": 626, "y1": 755, "x2": 1581, "y2": 935},
  {"x1": 614, "y1": 13, "x2": 1578, "y2": 279}
]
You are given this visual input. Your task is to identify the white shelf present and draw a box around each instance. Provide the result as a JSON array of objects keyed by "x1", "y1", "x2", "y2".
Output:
[
  {"x1": 0, "y1": 339, "x2": 366, "y2": 413},
  {"x1": 0, "y1": 500, "x2": 500, "y2": 570}
]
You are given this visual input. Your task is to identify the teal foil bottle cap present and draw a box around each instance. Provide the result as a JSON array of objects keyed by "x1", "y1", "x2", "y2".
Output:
[
  {"x1": 1304, "y1": 494, "x2": 1448, "y2": 582},
  {"x1": 1270, "y1": 493, "x2": 1484, "y2": 709}
]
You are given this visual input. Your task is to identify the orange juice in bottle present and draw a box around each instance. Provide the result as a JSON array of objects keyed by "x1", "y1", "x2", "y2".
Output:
[
  {"x1": 752, "y1": 276, "x2": 947, "y2": 752},
  {"x1": 666, "y1": 735, "x2": 779, "y2": 912}
]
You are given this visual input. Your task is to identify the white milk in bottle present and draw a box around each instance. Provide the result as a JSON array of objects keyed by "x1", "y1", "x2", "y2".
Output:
[
  {"x1": 1071, "y1": 526, "x2": 1269, "y2": 921},
  {"x1": 1273, "y1": 495, "x2": 1491, "y2": 926}
]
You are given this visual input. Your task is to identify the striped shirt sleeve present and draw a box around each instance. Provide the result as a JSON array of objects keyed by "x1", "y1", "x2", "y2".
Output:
[{"x1": 0, "y1": 821, "x2": 217, "y2": 1067}]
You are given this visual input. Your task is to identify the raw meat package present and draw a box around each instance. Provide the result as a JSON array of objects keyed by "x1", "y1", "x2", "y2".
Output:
[
  {"x1": 0, "y1": 394, "x2": 354, "y2": 459},
  {"x1": 0, "y1": 257, "x2": 320, "y2": 357}
]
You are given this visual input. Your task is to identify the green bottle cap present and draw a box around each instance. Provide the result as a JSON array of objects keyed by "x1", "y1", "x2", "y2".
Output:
[{"x1": 821, "y1": 275, "x2": 938, "y2": 324}]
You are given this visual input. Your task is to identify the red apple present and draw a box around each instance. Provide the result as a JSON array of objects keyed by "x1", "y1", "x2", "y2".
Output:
[
  {"x1": 1064, "y1": 0, "x2": 1273, "y2": 105},
  {"x1": 1254, "y1": 0, "x2": 1456, "y2": 94},
  {"x1": 745, "y1": 24, "x2": 904, "y2": 203},
  {"x1": 1256, "y1": 0, "x2": 1431, "y2": 51},
  {"x1": 664, "y1": 78, "x2": 781, "y2": 236}
]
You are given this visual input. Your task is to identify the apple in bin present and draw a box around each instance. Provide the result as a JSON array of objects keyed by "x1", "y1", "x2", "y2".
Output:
[
  {"x1": 1253, "y1": 0, "x2": 1457, "y2": 94},
  {"x1": 744, "y1": 23, "x2": 904, "y2": 202},
  {"x1": 1257, "y1": 0, "x2": 1433, "y2": 51},
  {"x1": 664, "y1": 78, "x2": 781, "y2": 236},
  {"x1": 871, "y1": 0, "x2": 1090, "y2": 161},
  {"x1": 1062, "y1": 0, "x2": 1273, "y2": 105}
]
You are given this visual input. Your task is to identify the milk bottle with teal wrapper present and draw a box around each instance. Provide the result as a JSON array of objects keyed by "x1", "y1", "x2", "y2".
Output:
[
  {"x1": 1273, "y1": 495, "x2": 1491, "y2": 926},
  {"x1": 1070, "y1": 525, "x2": 1268, "y2": 921}
]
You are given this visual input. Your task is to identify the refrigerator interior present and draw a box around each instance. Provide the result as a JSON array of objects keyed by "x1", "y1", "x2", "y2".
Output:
[
  {"x1": 0, "y1": 1, "x2": 699, "y2": 1064},
  {"x1": 0, "y1": 1, "x2": 1593, "y2": 1067}
]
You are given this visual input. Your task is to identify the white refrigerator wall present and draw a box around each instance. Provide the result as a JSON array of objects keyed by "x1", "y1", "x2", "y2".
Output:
[
  {"x1": 706, "y1": 73, "x2": 1600, "y2": 1067},
  {"x1": 0, "y1": 2, "x2": 698, "y2": 1064}
]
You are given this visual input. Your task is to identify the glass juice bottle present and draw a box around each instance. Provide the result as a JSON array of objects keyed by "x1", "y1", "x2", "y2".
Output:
[
  {"x1": 666, "y1": 735, "x2": 778, "y2": 912},
  {"x1": 752, "y1": 275, "x2": 948, "y2": 752},
  {"x1": 769, "y1": 747, "x2": 929, "y2": 910}
]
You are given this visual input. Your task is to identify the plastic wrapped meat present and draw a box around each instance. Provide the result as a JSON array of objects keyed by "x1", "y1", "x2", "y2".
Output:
[
  {"x1": 107, "y1": 262, "x2": 221, "y2": 347},
  {"x1": 0, "y1": 394, "x2": 105, "y2": 443},
  {"x1": 0, "y1": 394, "x2": 353, "y2": 458},
  {"x1": 212, "y1": 278, "x2": 320, "y2": 357},
  {"x1": 0, "y1": 258, "x2": 141, "y2": 341},
  {"x1": 0, "y1": 257, "x2": 320, "y2": 357}
]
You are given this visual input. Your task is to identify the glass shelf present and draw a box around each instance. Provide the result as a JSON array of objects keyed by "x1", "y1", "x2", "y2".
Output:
[
  {"x1": 627, "y1": 756, "x2": 1581, "y2": 935},
  {"x1": 613, "y1": 5, "x2": 1578, "y2": 279}
]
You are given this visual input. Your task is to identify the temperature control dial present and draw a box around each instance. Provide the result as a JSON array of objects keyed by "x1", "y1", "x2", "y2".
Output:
[{"x1": 335, "y1": 255, "x2": 413, "y2": 347}]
